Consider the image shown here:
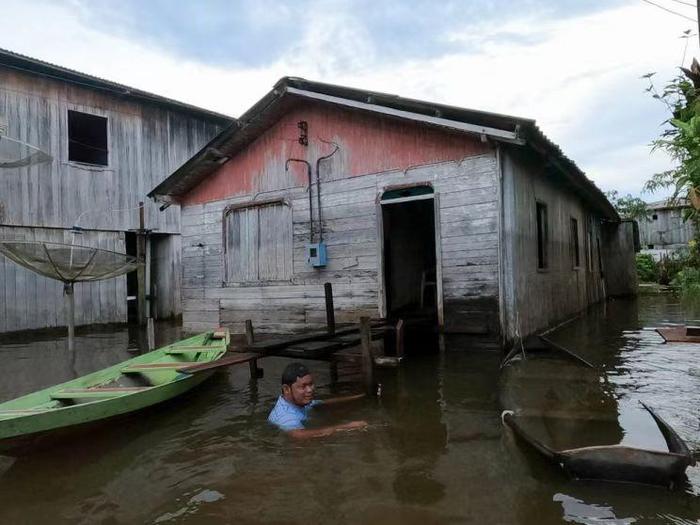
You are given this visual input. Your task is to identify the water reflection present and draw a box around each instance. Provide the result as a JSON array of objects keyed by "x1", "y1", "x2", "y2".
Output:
[{"x1": 0, "y1": 296, "x2": 698, "y2": 524}]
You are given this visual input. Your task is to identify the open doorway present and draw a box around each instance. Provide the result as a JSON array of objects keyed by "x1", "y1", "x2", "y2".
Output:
[
  {"x1": 381, "y1": 186, "x2": 439, "y2": 325},
  {"x1": 125, "y1": 232, "x2": 138, "y2": 324}
]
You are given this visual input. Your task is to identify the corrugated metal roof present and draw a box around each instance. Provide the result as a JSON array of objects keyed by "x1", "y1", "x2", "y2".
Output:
[
  {"x1": 148, "y1": 76, "x2": 618, "y2": 220},
  {"x1": 0, "y1": 47, "x2": 234, "y2": 123}
]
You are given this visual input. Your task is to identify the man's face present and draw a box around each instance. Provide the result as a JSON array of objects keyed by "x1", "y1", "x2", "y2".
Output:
[{"x1": 282, "y1": 373, "x2": 315, "y2": 407}]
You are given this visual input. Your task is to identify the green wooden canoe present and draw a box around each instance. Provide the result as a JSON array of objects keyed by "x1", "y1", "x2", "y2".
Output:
[{"x1": 0, "y1": 329, "x2": 238, "y2": 454}]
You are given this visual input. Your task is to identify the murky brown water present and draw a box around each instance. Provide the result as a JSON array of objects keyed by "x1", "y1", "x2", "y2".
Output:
[{"x1": 0, "y1": 294, "x2": 699, "y2": 524}]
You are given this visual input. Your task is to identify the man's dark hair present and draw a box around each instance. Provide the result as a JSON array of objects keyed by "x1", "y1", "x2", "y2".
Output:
[{"x1": 281, "y1": 362, "x2": 310, "y2": 386}]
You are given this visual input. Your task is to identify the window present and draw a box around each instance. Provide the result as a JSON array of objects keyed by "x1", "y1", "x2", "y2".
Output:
[
  {"x1": 68, "y1": 110, "x2": 108, "y2": 165},
  {"x1": 536, "y1": 202, "x2": 548, "y2": 269},
  {"x1": 224, "y1": 200, "x2": 292, "y2": 283},
  {"x1": 652, "y1": 214, "x2": 658, "y2": 220},
  {"x1": 570, "y1": 217, "x2": 580, "y2": 268}
]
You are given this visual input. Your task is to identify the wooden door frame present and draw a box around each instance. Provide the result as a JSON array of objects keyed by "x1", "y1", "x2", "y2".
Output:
[{"x1": 376, "y1": 189, "x2": 444, "y2": 328}]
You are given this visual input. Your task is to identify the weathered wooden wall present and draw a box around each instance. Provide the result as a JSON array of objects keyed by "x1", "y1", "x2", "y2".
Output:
[
  {"x1": 0, "y1": 67, "x2": 224, "y2": 332},
  {"x1": 601, "y1": 221, "x2": 638, "y2": 297},
  {"x1": 500, "y1": 147, "x2": 607, "y2": 341},
  {"x1": 151, "y1": 233, "x2": 182, "y2": 320},
  {"x1": 0, "y1": 69, "x2": 221, "y2": 232},
  {"x1": 0, "y1": 225, "x2": 127, "y2": 332},
  {"x1": 638, "y1": 206, "x2": 695, "y2": 249},
  {"x1": 181, "y1": 154, "x2": 500, "y2": 334},
  {"x1": 178, "y1": 100, "x2": 499, "y2": 334}
]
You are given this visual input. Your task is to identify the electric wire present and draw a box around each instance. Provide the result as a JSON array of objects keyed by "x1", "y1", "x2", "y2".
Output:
[
  {"x1": 640, "y1": 0, "x2": 698, "y2": 21},
  {"x1": 666, "y1": 0, "x2": 697, "y2": 7}
]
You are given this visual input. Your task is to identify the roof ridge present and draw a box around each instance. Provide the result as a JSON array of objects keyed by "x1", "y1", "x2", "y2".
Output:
[{"x1": 0, "y1": 47, "x2": 234, "y2": 122}]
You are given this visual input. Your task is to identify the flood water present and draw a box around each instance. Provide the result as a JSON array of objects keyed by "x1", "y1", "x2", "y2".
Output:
[{"x1": 0, "y1": 293, "x2": 699, "y2": 524}]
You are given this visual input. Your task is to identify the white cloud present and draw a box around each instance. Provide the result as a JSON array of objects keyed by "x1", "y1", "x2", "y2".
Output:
[{"x1": 0, "y1": 0, "x2": 695, "y2": 198}]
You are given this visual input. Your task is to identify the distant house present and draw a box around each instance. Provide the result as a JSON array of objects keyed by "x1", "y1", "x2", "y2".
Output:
[
  {"x1": 149, "y1": 77, "x2": 637, "y2": 346},
  {"x1": 639, "y1": 199, "x2": 696, "y2": 260},
  {"x1": 0, "y1": 48, "x2": 232, "y2": 333}
]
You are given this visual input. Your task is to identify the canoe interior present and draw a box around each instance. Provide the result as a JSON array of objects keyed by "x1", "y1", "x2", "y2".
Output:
[
  {"x1": 503, "y1": 404, "x2": 694, "y2": 486},
  {"x1": 0, "y1": 330, "x2": 229, "y2": 445}
]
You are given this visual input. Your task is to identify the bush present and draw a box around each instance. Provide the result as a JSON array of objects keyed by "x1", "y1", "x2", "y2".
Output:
[
  {"x1": 636, "y1": 253, "x2": 658, "y2": 282},
  {"x1": 671, "y1": 267, "x2": 700, "y2": 298},
  {"x1": 657, "y1": 254, "x2": 685, "y2": 285}
]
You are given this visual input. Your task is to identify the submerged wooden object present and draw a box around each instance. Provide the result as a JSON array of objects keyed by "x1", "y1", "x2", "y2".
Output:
[
  {"x1": 656, "y1": 325, "x2": 700, "y2": 343},
  {"x1": 501, "y1": 335, "x2": 595, "y2": 369},
  {"x1": 0, "y1": 329, "x2": 244, "y2": 455},
  {"x1": 502, "y1": 403, "x2": 695, "y2": 487}
]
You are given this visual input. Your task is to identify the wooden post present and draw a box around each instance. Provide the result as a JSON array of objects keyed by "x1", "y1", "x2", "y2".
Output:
[
  {"x1": 245, "y1": 319, "x2": 255, "y2": 346},
  {"x1": 324, "y1": 282, "x2": 335, "y2": 335},
  {"x1": 395, "y1": 318, "x2": 405, "y2": 358},
  {"x1": 147, "y1": 317, "x2": 155, "y2": 350},
  {"x1": 136, "y1": 201, "x2": 147, "y2": 326},
  {"x1": 245, "y1": 320, "x2": 262, "y2": 379},
  {"x1": 359, "y1": 316, "x2": 374, "y2": 395},
  {"x1": 65, "y1": 282, "x2": 75, "y2": 352}
]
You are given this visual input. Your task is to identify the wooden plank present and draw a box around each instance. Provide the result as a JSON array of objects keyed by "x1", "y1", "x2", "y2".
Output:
[
  {"x1": 177, "y1": 352, "x2": 261, "y2": 374},
  {"x1": 122, "y1": 362, "x2": 199, "y2": 372}
]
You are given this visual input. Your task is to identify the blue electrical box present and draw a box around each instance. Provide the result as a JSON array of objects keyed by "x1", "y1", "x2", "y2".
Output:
[{"x1": 306, "y1": 242, "x2": 327, "y2": 267}]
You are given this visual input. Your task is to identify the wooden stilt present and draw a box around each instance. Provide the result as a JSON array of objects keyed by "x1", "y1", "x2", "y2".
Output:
[
  {"x1": 136, "y1": 201, "x2": 147, "y2": 326},
  {"x1": 324, "y1": 282, "x2": 335, "y2": 335},
  {"x1": 245, "y1": 319, "x2": 255, "y2": 347},
  {"x1": 147, "y1": 317, "x2": 155, "y2": 350},
  {"x1": 245, "y1": 320, "x2": 263, "y2": 379},
  {"x1": 359, "y1": 316, "x2": 374, "y2": 395},
  {"x1": 395, "y1": 318, "x2": 405, "y2": 358}
]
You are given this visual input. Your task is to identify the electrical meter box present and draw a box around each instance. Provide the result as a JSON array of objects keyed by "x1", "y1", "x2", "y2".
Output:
[{"x1": 306, "y1": 242, "x2": 327, "y2": 267}]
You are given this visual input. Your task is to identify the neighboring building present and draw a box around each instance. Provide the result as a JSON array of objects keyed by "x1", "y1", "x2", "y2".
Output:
[
  {"x1": 639, "y1": 199, "x2": 696, "y2": 260},
  {"x1": 0, "y1": 48, "x2": 232, "y2": 333},
  {"x1": 149, "y1": 77, "x2": 637, "y2": 346}
]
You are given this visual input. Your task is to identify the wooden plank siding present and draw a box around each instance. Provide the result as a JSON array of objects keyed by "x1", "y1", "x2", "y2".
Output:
[
  {"x1": 500, "y1": 147, "x2": 607, "y2": 340},
  {"x1": 0, "y1": 66, "x2": 225, "y2": 332},
  {"x1": 180, "y1": 152, "x2": 501, "y2": 334}
]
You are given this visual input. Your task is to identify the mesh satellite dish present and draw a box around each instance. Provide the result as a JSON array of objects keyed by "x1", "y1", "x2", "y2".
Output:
[
  {"x1": 0, "y1": 119, "x2": 53, "y2": 168},
  {"x1": 0, "y1": 241, "x2": 141, "y2": 350}
]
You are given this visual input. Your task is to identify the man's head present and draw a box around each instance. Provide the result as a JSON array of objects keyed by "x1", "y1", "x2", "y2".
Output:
[{"x1": 281, "y1": 362, "x2": 315, "y2": 407}]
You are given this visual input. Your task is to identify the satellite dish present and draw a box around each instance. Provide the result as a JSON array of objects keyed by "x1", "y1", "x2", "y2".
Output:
[
  {"x1": 0, "y1": 241, "x2": 141, "y2": 350},
  {"x1": 0, "y1": 134, "x2": 53, "y2": 168}
]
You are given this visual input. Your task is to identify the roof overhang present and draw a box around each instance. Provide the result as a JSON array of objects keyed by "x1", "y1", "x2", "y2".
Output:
[{"x1": 148, "y1": 77, "x2": 618, "y2": 221}]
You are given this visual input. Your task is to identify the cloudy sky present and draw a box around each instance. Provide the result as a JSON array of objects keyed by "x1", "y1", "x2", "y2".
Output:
[{"x1": 2, "y1": 0, "x2": 698, "y2": 197}]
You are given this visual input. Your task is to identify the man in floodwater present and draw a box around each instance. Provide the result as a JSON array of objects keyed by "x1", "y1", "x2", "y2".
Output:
[{"x1": 268, "y1": 362, "x2": 368, "y2": 438}]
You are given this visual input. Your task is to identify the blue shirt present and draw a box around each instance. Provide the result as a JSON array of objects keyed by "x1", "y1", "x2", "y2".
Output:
[{"x1": 268, "y1": 396, "x2": 322, "y2": 431}]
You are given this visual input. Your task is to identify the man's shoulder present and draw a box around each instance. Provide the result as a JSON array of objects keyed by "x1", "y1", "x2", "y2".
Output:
[{"x1": 268, "y1": 396, "x2": 304, "y2": 431}]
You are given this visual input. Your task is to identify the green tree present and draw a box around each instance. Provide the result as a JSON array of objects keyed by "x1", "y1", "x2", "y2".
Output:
[
  {"x1": 643, "y1": 58, "x2": 700, "y2": 215},
  {"x1": 604, "y1": 190, "x2": 650, "y2": 221}
]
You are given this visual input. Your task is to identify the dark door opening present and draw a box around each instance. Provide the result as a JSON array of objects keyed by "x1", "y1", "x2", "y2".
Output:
[
  {"x1": 125, "y1": 232, "x2": 138, "y2": 324},
  {"x1": 382, "y1": 196, "x2": 438, "y2": 323}
]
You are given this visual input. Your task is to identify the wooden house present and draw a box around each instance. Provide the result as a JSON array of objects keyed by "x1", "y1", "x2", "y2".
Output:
[
  {"x1": 149, "y1": 78, "x2": 637, "y2": 346},
  {"x1": 639, "y1": 199, "x2": 696, "y2": 260},
  {"x1": 0, "y1": 48, "x2": 232, "y2": 333}
]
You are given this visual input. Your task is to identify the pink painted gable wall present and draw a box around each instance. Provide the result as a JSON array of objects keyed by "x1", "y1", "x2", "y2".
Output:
[{"x1": 182, "y1": 100, "x2": 492, "y2": 205}]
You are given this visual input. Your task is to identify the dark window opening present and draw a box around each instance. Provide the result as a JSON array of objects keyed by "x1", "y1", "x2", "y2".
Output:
[
  {"x1": 647, "y1": 244, "x2": 654, "y2": 249},
  {"x1": 536, "y1": 202, "x2": 548, "y2": 269},
  {"x1": 570, "y1": 217, "x2": 580, "y2": 268},
  {"x1": 652, "y1": 214, "x2": 658, "y2": 220},
  {"x1": 68, "y1": 110, "x2": 108, "y2": 165}
]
